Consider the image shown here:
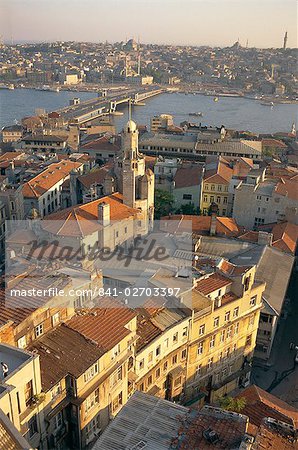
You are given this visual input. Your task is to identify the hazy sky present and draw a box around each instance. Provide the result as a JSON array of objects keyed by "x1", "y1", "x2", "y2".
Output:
[{"x1": 0, "y1": 0, "x2": 297, "y2": 48}]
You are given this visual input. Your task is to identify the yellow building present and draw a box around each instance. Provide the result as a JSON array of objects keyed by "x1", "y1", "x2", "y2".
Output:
[
  {"x1": 185, "y1": 260, "x2": 265, "y2": 404},
  {"x1": 200, "y1": 158, "x2": 232, "y2": 216},
  {"x1": 28, "y1": 302, "x2": 137, "y2": 449},
  {"x1": 135, "y1": 302, "x2": 191, "y2": 402}
]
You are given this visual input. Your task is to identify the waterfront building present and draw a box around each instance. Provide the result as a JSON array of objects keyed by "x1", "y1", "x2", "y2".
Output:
[
  {"x1": 139, "y1": 132, "x2": 262, "y2": 161},
  {"x1": 1, "y1": 125, "x2": 23, "y2": 143},
  {"x1": 21, "y1": 134, "x2": 68, "y2": 154},
  {"x1": 150, "y1": 114, "x2": 174, "y2": 133}
]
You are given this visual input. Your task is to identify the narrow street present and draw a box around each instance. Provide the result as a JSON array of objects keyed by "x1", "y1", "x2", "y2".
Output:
[{"x1": 252, "y1": 270, "x2": 298, "y2": 406}]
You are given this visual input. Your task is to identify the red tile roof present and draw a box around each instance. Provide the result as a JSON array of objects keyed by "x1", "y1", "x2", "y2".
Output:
[
  {"x1": 236, "y1": 385, "x2": 298, "y2": 428},
  {"x1": 173, "y1": 164, "x2": 203, "y2": 189},
  {"x1": 66, "y1": 298, "x2": 136, "y2": 352},
  {"x1": 42, "y1": 192, "x2": 139, "y2": 237},
  {"x1": 23, "y1": 160, "x2": 83, "y2": 198},
  {"x1": 195, "y1": 272, "x2": 232, "y2": 295}
]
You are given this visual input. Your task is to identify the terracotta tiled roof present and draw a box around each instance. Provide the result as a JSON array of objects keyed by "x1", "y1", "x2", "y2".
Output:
[
  {"x1": 42, "y1": 192, "x2": 139, "y2": 237},
  {"x1": 81, "y1": 134, "x2": 121, "y2": 153},
  {"x1": 236, "y1": 385, "x2": 298, "y2": 428},
  {"x1": 262, "y1": 139, "x2": 288, "y2": 149},
  {"x1": 160, "y1": 215, "x2": 242, "y2": 237},
  {"x1": 219, "y1": 259, "x2": 252, "y2": 276},
  {"x1": 275, "y1": 178, "x2": 298, "y2": 201},
  {"x1": 271, "y1": 222, "x2": 298, "y2": 254},
  {"x1": 66, "y1": 298, "x2": 136, "y2": 352},
  {"x1": 174, "y1": 165, "x2": 203, "y2": 189},
  {"x1": 27, "y1": 324, "x2": 104, "y2": 391},
  {"x1": 195, "y1": 272, "x2": 232, "y2": 295},
  {"x1": 253, "y1": 423, "x2": 298, "y2": 450},
  {"x1": 0, "y1": 152, "x2": 25, "y2": 162},
  {"x1": 204, "y1": 158, "x2": 233, "y2": 184},
  {"x1": 78, "y1": 163, "x2": 113, "y2": 189},
  {"x1": 136, "y1": 311, "x2": 162, "y2": 352},
  {"x1": 23, "y1": 160, "x2": 83, "y2": 198}
]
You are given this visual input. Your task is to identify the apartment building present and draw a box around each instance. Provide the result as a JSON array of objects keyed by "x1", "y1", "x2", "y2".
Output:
[
  {"x1": 22, "y1": 160, "x2": 84, "y2": 218},
  {"x1": 135, "y1": 302, "x2": 191, "y2": 402},
  {"x1": 21, "y1": 135, "x2": 68, "y2": 153},
  {"x1": 233, "y1": 171, "x2": 298, "y2": 228},
  {"x1": 1, "y1": 125, "x2": 23, "y2": 143},
  {"x1": 200, "y1": 158, "x2": 232, "y2": 216},
  {"x1": 28, "y1": 300, "x2": 137, "y2": 449},
  {"x1": 0, "y1": 343, "x2": 45, "y2": 449},
  {"x1": 185, "y1": 262, "x2": 265, "y2": 403}
]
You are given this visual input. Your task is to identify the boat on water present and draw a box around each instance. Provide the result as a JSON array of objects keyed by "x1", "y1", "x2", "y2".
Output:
[
  {"x1": 0, "y1": 83, "x2": 15, "y2": 90},
  {"x1": 38, "y1": 85, "x2": 60, "y2": 92},
  {"x1": 261, "y1": 101, "x2": 274, "y2": 107},
  {"x1": 189, "y1": 112, "x2": 203, "y2": 117},
  {"x1": 213, "y1": 97, "x2": 219, "y2": 102},
  {"x1": 109, "y1": 111, "x2": 124, "y2": 116}
]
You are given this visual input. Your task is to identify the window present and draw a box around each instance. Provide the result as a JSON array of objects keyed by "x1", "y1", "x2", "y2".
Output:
[
  {"x1": 249, "y1": 315, "x2": 255, "y2": 327},
  {"x1": 250, "y1": 296, "x2": 257, "y2": 307},
  {"x1": 164, "y1": 338, "x2": 169, "y2": 348},
  {"x1": 207, "y1": 357, "x2": 213, "y2": 370},
  {"x1": 110, "y1": 367, "x2": 122, "y2": 387},
  {"x1": 220, "y1": 330, "x2": 225, "y2": 343},
  {"x1": 28, "y1": 415, "x2": 38, "y2": 438},
  {"x1": 233, "y1": 307, "x2": 239, "y2": 318},
  {"x1": 227, "y1": 326, "x2": 232, "y2": 339},
  {"x1": 211, "y1": 185, "x2": 215, "y2": 191},
  {"x1": 111, "y1": 392, "x2": 122, "y2": 413},
  {"x1": 17, "y1": 336, "x2": 26, "y2": 349},
  {"x1": 224, "y1": 312, "x2": 230, "y2": 322},
  {"x1": 203, "y1": 195, "x2": 208, "y2": 202},
  {"x1": 210, "y1": 335, "x2": 216, "y2": 349},
  {"x1": 35, "y1": 323, "x2": 44, "y2": 338},
  {"x1": 197, "y1": 341, "x2": 204, "y2": 355},
  {"x1": 174, "y1": 376, "x2": 182, "y2": 387},
  {"x1": 173, "y1": 332, "x2": 178, "y2": 343},
  {"x1": 213, "y1": 317, "x2": 219, "y2": 328},
  {"x1": 195, "y1": 364, "x2": 202, "y2": 378},
  {"x1": 54, "y1": 411, "x2": 63, "y2": 430},
  {"x1": 246, "y1": 335, "x2": 252, "y2": 347},
  {"x1": 172, "y1": 354, "x2": 178, "y2": 364},
  {"x1": 124, "y1": 227, "x2": 127, "y2": 234},
  {"x1": 139, "y1": 359, "x2": 144, "y2": 370},
  {"x1": 181, "y1": 349, "x2": 187, "y2": 360},
  {"x1": 148, "y1": 351, "x2": 153, "y2": 363},
  {"x1": 148, "y1": 375, "x2": 153, "y2": 386},
  {"x1": 84, "y1": 363, "x2": 99, "y2": 383},
  {"x1": 163, "y1": 361, "x2": 168, "y2": 372},
  {"x1": 86, "y1": 415, "x2": 101, "y2": 442},
  {"x1": 51, "y1": 382, "x2": 62, "y2": 400},
  {"x1": 217, "y1": 196, "x2": 221, "y2": 203},
  {"x1": 156, "y1": 368, "x2": 161, "y2": 379},
  {"x1": 51, "y1": 312, "x2": 60, "y2": 327},
  {"x1": 234, "y1": 322, "x2": 239, "y2": 335},
  {"x1": 112, "y1": 344, "x2": 121, "y2": 359},
  {"x1": 182, "y1": 327, "x2": 188, "y2": 338},
  {"x1": 224, "y1": 347, "x2": 230, "y2": 359},
  {"x1": 156, "y1": 345, "x2": 161, "y2": 357},
  {"x1": 85, "y1": 388, "x2": 99, "y2": 413},
  {"x1": 232, "y1": 343, "x2": 237, "y2": 353},
  {"x1": 25, "y1": 380, "x2": 33, "y2": 407},
  {"x1": 199, "y1": 324, "x2": 205, "y2": 336}
]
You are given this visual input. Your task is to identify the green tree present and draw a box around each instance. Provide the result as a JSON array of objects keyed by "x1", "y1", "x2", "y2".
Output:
[
  {"x1": 154, "y1": 189, "x2": 175, "y2": 219},
  {"x1": 218, "y1": 396, "x2": 247, "y2": 413},
  {"x1": 175, "y1": 203, "x2": 201, "y2": 215}
]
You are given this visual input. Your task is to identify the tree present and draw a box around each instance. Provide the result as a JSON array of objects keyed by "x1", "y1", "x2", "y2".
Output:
[
  {"x1": 175, "y1": 203, "x2": 201, "y2": 215},
  {"x1": 154, "y1": 189, "x2": 175, "y2": 219},
  {"x1": 218, "y1": 396, "x2": 247, "y2": 413}
]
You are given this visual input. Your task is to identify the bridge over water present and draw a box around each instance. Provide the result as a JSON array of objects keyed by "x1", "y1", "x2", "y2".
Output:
[{"x1": 57, "y1": 87, "x2": 165, "y2": 125}]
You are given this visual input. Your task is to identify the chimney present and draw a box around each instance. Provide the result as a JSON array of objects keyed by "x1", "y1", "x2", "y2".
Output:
[
  {"x1": 210, "y1": 214, "x2": 217, "y2": 236},
  {"x1": 215, "y1": 296, "x2": 222, "y2": 308},
  {"x1": 257, "y1": 231, "x2": 273, "y2": 246},
  {"x1": 98, "y1": 202, "x2": 110, "y2": 227}
]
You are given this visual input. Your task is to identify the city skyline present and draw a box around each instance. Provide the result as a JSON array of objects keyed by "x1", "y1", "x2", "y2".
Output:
[{"x1": 0, "y1": 0, "x2": 297, "y2": 48}]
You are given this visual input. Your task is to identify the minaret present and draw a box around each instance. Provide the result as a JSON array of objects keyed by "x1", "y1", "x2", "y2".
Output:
[{"x1": 283, "y1": 31, "x2": 288, "y2": 50}]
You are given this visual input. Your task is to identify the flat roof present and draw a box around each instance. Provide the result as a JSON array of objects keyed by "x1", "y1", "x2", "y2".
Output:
[{"x1": 0, "y1": 344, "x2": 33, "y2": 385}]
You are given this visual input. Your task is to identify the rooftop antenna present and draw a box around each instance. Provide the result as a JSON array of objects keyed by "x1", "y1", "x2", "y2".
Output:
[{"x1": 246, "y1": 39, "x2": 249, "y2": 48}]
